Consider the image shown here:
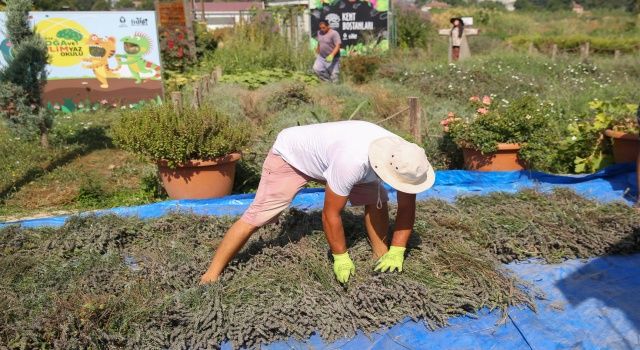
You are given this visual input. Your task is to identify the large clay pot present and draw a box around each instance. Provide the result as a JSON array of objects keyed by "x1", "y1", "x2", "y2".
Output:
[
  {"x1": 157, "y1": 153, "x2": 241, "y2": 199},
  {"x1": 462, "y1": 143, "x2": 525, "y2": 171},
  {"x1": 604, "y1": 130, "x2": 640, "y2": 164}
]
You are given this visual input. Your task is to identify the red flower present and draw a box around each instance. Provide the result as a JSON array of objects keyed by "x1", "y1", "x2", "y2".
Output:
[
  {"x1": 482, "y1": 95, "x2": 492, "y2": 106},
  {"x1": 177, "y1": 47, "x2": 184, "y2": 58},
  {"x1": 477, "y1": 107, "x2": 489, "y2": 115},
  {"x1": 168, "y1": 39, "x2": 175, "y2": 49}
]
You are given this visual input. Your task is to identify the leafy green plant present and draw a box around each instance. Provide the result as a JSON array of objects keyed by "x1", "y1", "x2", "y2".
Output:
[
  {"x1": 112, "y1": 104, "x2": 250, "y2": 168},
  {"x1": 396, "y1": 3, "x2": 433, "y2": 49},
  {"x1": 267, "y1": 82, "x2": 312, "y2": 112},
  {"x1": 76, "y1": 176, "x2": 107, "y2": 206},
  {"x1": 219, "y1": 69, "x2": 318, "y2": 90},
  {"x1": 445, "y1": 95, "x2": 562, "y2": 171},
  {"x1": 342, "y1": 55, "x2": 383, "y2": 84},
  {"x1": 562, "y1": 99, "x2": 639, "y2": 173},
  {"x1": 140, "y1": 170, "x2": 167, "y2": 199},
  {"x1": 204, "y1": 10, "x2": 314, "y2": 74}
]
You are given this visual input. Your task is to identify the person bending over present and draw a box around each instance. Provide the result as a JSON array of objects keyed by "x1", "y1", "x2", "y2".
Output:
[{"x1": 200, "y1": 120, "x2": 435, "y2": 284}]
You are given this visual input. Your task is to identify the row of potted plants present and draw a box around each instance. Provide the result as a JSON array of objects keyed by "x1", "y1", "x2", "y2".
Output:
[
  {"x1": 442, "y1": 96, "x2": 639, "y2": 172},
  {"x1": 111, "y1": 95, "x2": 637, "y2": 201}
]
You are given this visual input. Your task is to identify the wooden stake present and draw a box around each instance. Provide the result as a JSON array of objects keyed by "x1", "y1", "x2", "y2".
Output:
[
  {"x1": 408, "y1": 97, "x2": 421, "y2": 144},
  {"x1": 580, "y1": 42, "x2": 590, "y2": 60},
  {"x1": 528, "y1": 42, "x2": 535, "y2": 55},
  {"x1": 192, "y1": 86, "x2": 201, "y2": 109},
  {"x1": 214, "y1": 66, "x2": 223, "y2": 82},
  {"x1": 210, "y1": 70, "x2": 217, "y2": 85},
  {"x1": 551, "y1": 44, "x2": 558, "y2": 61},
  {"x1": 171, "y1": 91, "x2": 183, "y2": 112},
  {"x1": 614, "y1": 49, "x2": 621, "y2": 60}
]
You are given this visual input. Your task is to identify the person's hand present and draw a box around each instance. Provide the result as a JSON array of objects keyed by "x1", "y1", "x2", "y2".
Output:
[
  {"x1": 332, "y1": 252, "x2": 355, "y2": 284},
  {"x1": 325, "y1": 54, "x2": 334, "y2": 63},
  {"x1": 374, "y1": 246, "x2": 406, "y2": 273},
  {"x1": 199, "y1": 271, "x2": 219, "y2": 285}
]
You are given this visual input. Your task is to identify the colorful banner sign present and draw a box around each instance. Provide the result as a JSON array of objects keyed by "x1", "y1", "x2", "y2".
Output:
[
  {"x1": 0, "y1": 11, "x2": 163, "y2": 106},
  {"x1": 309, "y1": 0, "x2": 389, "y2": 56}
]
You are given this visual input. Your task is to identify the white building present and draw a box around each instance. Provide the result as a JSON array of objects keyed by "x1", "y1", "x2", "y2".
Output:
[{"x1": 194, "y1": 2, "x2": 264, "y2": 30}]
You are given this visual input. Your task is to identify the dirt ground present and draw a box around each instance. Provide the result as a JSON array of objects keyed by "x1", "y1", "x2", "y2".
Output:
[{"x1": 44, "y1": 78, "x2": 163, "y2": 105}]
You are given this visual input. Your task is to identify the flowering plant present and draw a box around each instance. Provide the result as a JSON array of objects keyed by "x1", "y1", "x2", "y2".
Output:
[{"x1": 442, "y1": 95, "x2": 560, "y2": 170}]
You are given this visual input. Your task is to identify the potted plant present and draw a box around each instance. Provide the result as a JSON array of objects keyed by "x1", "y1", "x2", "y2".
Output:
[
  {"x1": 442, "y1": 95, "x2": 558, "y2": 171},
  {"x1": 113, "y1": 103, "x2": 249, "y2": 199},
  {"x1": 563, "y1": 99, "x2": 639, "y2": 173},
  {"x1": 600, "y1": 101, "x2": 639, "y2": 164}
]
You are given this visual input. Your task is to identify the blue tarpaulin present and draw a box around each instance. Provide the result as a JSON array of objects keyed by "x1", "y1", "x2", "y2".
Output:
[
  {"x1": 1, "y1": 163, "x2": 636, "y2": 229},
  {"x1": 259, "y1": 254, "x2": 640, "y2": 350},
  {"x1": 1, "y1": 164, "x2": 638, "y2": 349}
]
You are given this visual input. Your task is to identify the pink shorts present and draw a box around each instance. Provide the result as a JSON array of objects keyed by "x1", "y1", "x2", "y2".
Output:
[{"x1": 241, "y1": 151, "x2": 389, "y2": 227}]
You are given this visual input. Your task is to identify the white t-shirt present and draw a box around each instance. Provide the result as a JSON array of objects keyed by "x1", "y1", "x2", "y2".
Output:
[{"x1": 272, "y1": 120, "x2": 397, "y2": 196}]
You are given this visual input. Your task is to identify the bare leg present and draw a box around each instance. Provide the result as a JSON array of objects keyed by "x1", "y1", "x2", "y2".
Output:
[
  {"x1": 364, "y1": 202, "x2": 390, "y2": 259},
  {"x1": 200, "y1": 219, "x2": 258, "y2": 284}
]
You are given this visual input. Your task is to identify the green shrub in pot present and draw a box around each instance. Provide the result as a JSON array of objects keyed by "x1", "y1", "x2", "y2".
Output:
[{"x1": 112, "y1": 103, "x2": 250, "y2": 168}]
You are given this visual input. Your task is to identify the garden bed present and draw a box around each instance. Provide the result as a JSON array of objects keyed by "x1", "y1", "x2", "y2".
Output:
[{"x1": 1, "y1": 189, "x2": 638, "y2": 349}]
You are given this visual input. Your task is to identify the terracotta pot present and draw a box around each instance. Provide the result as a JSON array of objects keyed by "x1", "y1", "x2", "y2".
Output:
[
  {"x1": 462, "y1": 143, "x2": 525, "y2": 171},
  {"x1": 604, "y1": 129, "x2": 640, "y2": 164},
  {"x1": 157, "y1": 153, "x2": 241, "y2": 199}
]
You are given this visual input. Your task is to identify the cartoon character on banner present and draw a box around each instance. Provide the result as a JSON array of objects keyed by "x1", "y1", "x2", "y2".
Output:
[
  {"x1": 116, "y1": 33, "x2": 161, "y2": 84},
  {"x1": 1, "y1": 38, "x2": 14, "y2": 64},
  {"x1": 82, "y1": 34, "x2": 121, "y2": 89}
]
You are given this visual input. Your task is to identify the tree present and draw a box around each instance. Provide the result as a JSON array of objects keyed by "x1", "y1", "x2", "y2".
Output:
[
  {"x1": 90, "y1": 0, "x2": 110, "y2": 10},
  {"x1": 0, "y1": 0, "x2": 52, "y2": 147},
  {"x1": 32, "y1": 0, "x2": 74, "y2": 10},
  {"x1": 115, "y1": 0, "x2": 134, "y2": 9},
  {"x1": 137, "y1": 0, "x2": 155, "y2": 10}
]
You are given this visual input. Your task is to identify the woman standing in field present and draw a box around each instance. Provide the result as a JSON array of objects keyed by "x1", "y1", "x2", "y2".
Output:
[{"x1": 447, "y1": 17, "x2": 478, "y2": 62}]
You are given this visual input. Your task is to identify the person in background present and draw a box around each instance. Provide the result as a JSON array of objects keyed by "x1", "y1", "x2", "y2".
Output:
[
  {"x1": 313, "y1": 20, "x2": 341, "y2": 83},
  {"x1": 450, "y1": 17, "x2": 464, "y2": 61}
]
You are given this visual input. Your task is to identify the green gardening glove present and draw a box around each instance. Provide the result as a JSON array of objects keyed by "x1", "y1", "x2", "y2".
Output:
[
  {"x1": 332, "y1": 252, "x2": 355, "y2": 284},
  {"x1": 325, "y1": 54, "x2": 334, "y2": 63},
  {"x1": 374, "y1": 246, "x2": 406, "y2": 273}
]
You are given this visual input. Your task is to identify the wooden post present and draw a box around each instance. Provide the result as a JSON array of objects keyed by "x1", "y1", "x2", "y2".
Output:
[
  {"x1": 214, "y1": 66, "x2": 223, "y2": 82},
  {"x1": 551, "y1": 44, "x2": 558, "y2": 61},
  {"x1": 171, "y1": 91, "x2": 183, "y2": 112},
  {"x1": 210, "y1": 70, "x2": 217, "y2": 85},
  {"x1": 200, "y1": 0, "x2": 205, "y2": 24},
  {"x1": 580, "y1": 42, "x2": 590, "y2": 60},
  {"x1": 408, "y1": 97, "x2": 421, "y2": 144},
  {"x1": 614, "y1": 49, "x2": 621, "y2": 60},
  {"x1": 528, "y1": 42, "x2": 535, "y2": 55},
  {"x1": 192, "y1": 85, "x2": 201, "y2": 109}
]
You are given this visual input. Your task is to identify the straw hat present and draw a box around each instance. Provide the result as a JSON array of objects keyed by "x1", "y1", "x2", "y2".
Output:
[{"x1": 368, "y1": 137, "x2": 435, "y2": 194}]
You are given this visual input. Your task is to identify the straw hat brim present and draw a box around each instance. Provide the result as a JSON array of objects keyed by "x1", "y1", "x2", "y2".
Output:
[{"x1": 368, "y1": 137, "x2": 436, "y2": 194}]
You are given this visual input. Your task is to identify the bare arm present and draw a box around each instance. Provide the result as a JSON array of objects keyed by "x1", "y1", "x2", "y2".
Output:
[
  {"x1": 322, "y1": 186, "x2": 349, "y2": 253},
  {"x1": 390, "y1": 191, "x2": 416, "y2": 247}
]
